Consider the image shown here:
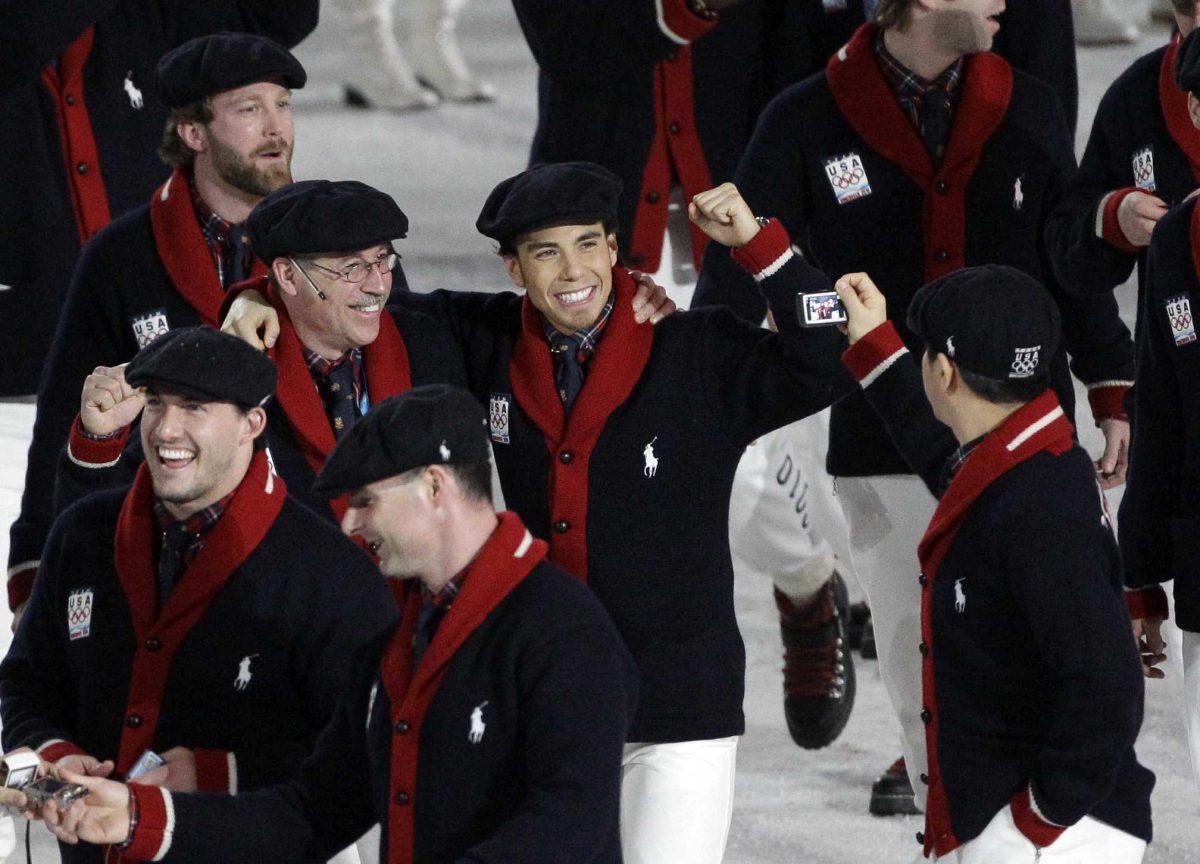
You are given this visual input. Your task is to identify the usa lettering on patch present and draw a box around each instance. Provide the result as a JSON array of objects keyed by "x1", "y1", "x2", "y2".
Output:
[
  {"x1": 131, "y1": 309, "x2": 170, "y2": 349},
  {"x1": 67, "y1": 589, "x2": 94, "y2": 641},
  {"x1": 1132, "y1": 147, "x2": 1156, "y2": 192},
  {"x1": 824, "y1": 153, "x2": 872, "y2": 205},
  {"x1": 489, "y1": 394, "x2": 511, "y2": 444},
  {"x1": 822, "y1": 0, "x2": 848, "y2": 10},
  {"x1": 1167, "y1": 295, "x2": 1197, "y2": 346}
]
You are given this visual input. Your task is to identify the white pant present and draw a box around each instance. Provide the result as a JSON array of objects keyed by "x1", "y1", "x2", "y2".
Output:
[
  {"x1": 1183, "y1": 628, "x2": 1200, "y2": 792},
  {"x1": 649, "y1": 187, "x2": 699, "y2": 311},
  {"x1": 620, "y1": 737, "x2": 738, "y2": 864},
  {"x1": 950, "y1": 806, "x2": 1145, "y2": 864},
  {"x1": 728, "y1": 411, "x2": 856, "y2": 599},
  {"x1": 837, "y1": 474, "x2": 938, "y2": 800}
]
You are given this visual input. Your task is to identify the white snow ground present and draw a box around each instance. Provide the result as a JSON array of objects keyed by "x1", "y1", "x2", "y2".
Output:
[{"x1": 1, "y1": 2, "x2": 1197, "y2": 861}]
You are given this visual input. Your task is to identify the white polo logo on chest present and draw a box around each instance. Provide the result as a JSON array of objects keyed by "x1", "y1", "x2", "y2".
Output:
[
  {"x1": 824, "y1": 153, "x2": 873, "y2": 205},
  {"x1": 1010, "y1": 345, "x2": 1040, "y2": 379},
  {"x1": 1132, "y1": 147, "x2": 1156, "y2": 192},
  {"x1": 1167, "y1": 295, "x2": 1197, "y2": 346},
  {"x1": 67, "y1": 589, "x2": 94, "y2": 641},
  {"x1": 489, "y1": 394, "x2": 511, "y2": 444},
  {"x1": 131, "y1": 309, "x2": 170, "y2": 349},
  {"x1": 643, "y1": 437, "x2": 659, "y2": 478},
  {"x1": 1013, "y1": 176, "x2": 1024, "y2": 212},
  {"x1": 123, "y1": 71, "x2": 144, "y2": 109},
  {"x1": 954, "y1": 579, "x2": 966, "y2": 613},
  {"x1": 469, "y1": 701, "x2": 489, "y2": 744},
  {"x1": 234, "y1": 654, "x2": 258, "y2": 691}
]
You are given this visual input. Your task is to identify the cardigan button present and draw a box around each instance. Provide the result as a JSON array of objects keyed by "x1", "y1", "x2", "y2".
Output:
[
  {"x1": 920, "y1": 773, "x2": 930, "y2": 785},
  {"x1": 395, "y1": 791, "x2": 410, "y2": 806},
  {"x1": 76, "y1": 162, "x2": 89, "y2": 175},
  {"x1": 144, "y1": 637, "x2": 161, "y2": 652},
  {"x1": 65, "y1": 94, "x2": 76, "y2": 106},
  {"x1": 918, "y1": 574, "x2": 928, "y2": 587},
  {"x1": 558, "y1": 451, "x2": 574, "y2": 465},
  {"x1": 934, "y1": 180, "x2": 948, "y2": 194},
  {"x1": 126, "y1": 714, "x2": 143, "y2": 729},
  {"x1": 646, "y1": 191, "x2": 661, "y2": 204},
  {"x1": 668, "y1": 121, "x2": 682, "y2": 135},
  {"x1": 921, "y1": 709, "x2": 932, "y2": 724},
  {"x1": 918, "y1": 642, "x2": 928, "y2": 657},
  {"x1": 933, "y1": 250, "x2": 949, "y2": 263},
  {"x1": 916, "y1": 832, "x2": 925, "y2": 845},
  {"x1": 553, "y1": 520, "x2": 570, "y2": 534},
  {"x1": 394, "y1": 720, "x2": 410, "y2": 734}
]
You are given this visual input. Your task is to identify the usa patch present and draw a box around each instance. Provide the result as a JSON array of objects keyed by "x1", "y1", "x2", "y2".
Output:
[
  {"x1": 822, "y1": 0, "x2": 848, "y2": 10},
  {"x1": 489, "y1": 394, "x2": 511, "y2": 444},
  {"x1": 1167, "y1": 295, "x2": 1197, "y2": 346},
  {"x1": 824, "y1": 153, "x2": 872, "y2": 205},
  {"x1": 131, "y1": 309, "x2": 169, "y2": 349},
  {"x1": 1132, "y1": 147, "x2": 1156, "y2": 192},
  {"x1": 67, "y1": 589, "x2": 94, "y2": 641}
]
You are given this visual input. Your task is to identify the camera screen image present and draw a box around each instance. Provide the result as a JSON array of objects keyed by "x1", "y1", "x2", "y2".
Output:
[{"x1": 798, "y1": 292, "x2": 848, "y2": 327}]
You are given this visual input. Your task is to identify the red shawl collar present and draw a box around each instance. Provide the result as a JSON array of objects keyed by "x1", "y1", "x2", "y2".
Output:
[
  {"x1": 112, "y1": 449, "x2": 286, "y2": 774},
  {"x1": 1190, "y1": 193, "x2": 1200, "y2": 286},
  {"x1": 914, "y1": 390, "x2": 1075, "y2": 857},
  {"x1": 260, "y1": 275, "x2": 413, "y2": 525},
  {"x1": 509, "y1": 268, "x2": 655, "y2": 581},
  {"x1": 379, "y1": 512, "x2": 546, "y2": 864},
  {"x1": 149, "y1": 168, "x2": 268, "y2": 325},
  {"x1": 826, "y1": 24, "x2": 1013, "y2": 282},
  {"x1": 1160, "y1": 35, "x2": 1200, "y2": 183}
]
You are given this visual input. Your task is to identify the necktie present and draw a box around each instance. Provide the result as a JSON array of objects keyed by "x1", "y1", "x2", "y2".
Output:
[
  {"x1": 413, "y1": 602, "x2": 447, "y2": 669},
  {"x1": 918, "y1": 87, "x2": 952, "y2": 166},
  {"x1": 157, "y1": 522, "x2": 192, "y2": 608},
  {"x1": 548, "y1": 331, "x2": 587, "y2": 415},
  {"x1": 225, "y1": 227, "x2": 251, "y2": 288},
  {"x1": 326, "y1": 361, "x2": 361, "y2": 440}
]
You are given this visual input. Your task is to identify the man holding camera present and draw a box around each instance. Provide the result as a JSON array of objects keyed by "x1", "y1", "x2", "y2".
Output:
[{"x1": 0, "y1": 328, "x2": 397, "y2": 863}]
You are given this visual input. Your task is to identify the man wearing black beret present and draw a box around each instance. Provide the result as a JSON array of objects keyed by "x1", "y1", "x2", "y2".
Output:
[
  {"x1": 55, "y1": 180, "x2": 463, "y2": 539},
  {"x1": 1048, "y1": 3, "x2": 1200, "y2": 314},
  {"x1": 0, "y1": 327, "x2": 398, "y2": 864},
  {"x1": 834, "y1": 267, "x2": 1154, "y2": 863},
  {"x1": 28, "y1": 385, "x2": 638, "y2": 864},
  {"x1": 693, "y1": 0, "x2": 1138, "y2": 816},
  {"x1": 6, "y1": 32, "x2": 363, "y2": 625}
]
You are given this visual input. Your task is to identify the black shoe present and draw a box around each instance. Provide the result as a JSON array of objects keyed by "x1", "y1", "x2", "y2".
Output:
[
  {"x1": 869, "y1": 756, "x2": 921, "y2": 816},
  {"x1": 776, "y1": 573, "x2": 856, "y2": 750},
  {"x1": 848, "y1": 602, "x2": 871, "y2": 651},
  {"x1": 859, "y1": 612, "x2": 877, "y2": 660}
]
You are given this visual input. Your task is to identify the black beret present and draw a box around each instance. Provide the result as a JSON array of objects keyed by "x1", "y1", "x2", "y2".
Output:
[
  {"x1": 156, "y1": 32, "x2": 306, "y2": 108},
  {"x1": 906, "y1": 265, "x2": 1061, "y2": 382},
  {"x1": 125, "y1": 327, "x2": 277, "y2": 408},
  {"x1": 314, "y1": 385, "x2": 491, "y2": 497},
  {"x1": 1178, "y1": 28, "x2": 1200, "y2": 92},
  {"x1": 476, "y1": 162, "x2": 622, "y2": 246},
  {"x1": 247, "y1": 180, "x2": 409, "y2": 264}
]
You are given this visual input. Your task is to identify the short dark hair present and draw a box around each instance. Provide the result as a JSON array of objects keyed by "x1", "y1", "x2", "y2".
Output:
[
  {"x1": 925, "y1": 348, "x2": 1048, "y2": 404},
  {"x1": 1174, "y1": 0, "x2": 1196, "y2": 15},
  {"x1": 872, "y1": 0, "x2": 913, "y2": 29},
  {"x1": 158, "y1": 97, "x2": 213, "y2": 168},
  {"x1": 496, "y1": 219, "x2": 619, "y2": 256}
]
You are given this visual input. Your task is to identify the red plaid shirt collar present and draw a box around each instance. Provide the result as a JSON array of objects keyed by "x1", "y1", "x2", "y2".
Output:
[
  {"x1": 190, "y1": 177, "x2": 253, "y2": 289},
  {"x1": 152, "y1": 491, "x2": 236, "y2": 566},
  {"x1": 873, "y1": 33, "x2": 964, "y2": 130},
  {"x1": 542, "y1": 297, "x2": 614, "y2": 364},
  {"x1": 421, "y1": 567, "x2": 466, "y2": 610}
]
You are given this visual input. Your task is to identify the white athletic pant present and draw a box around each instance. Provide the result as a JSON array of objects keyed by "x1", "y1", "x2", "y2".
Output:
[
  {"x1": 649, "y1": 187, "x2": 699, "y2": 311},
  {"x1": 620, "y1": 737, "x2": 738, "y2": 864},
  {"x1": 837, "y1": 474, "x2": 938, "y2": 801},
  {"x1": 949, "y1": 807, "x2": 1145, "y2": 863},
  {"x1": 1184, "y1": 629, "x2": 1200, "y2": 793}
]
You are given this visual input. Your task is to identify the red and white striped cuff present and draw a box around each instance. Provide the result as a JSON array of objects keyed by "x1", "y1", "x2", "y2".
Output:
[
  {"x1": 66, "y1": 415, "x2": 130, "y2": 468},
  {"x1": 194, "y1": 748, "x2": 237, "y2": 794},
  {"x1": 731, "y1": 218, "x2": 794, "y2": 282},
  {"x1": 841, "y1": 322, "x2": 909, "y2": 388},
  {"x1": 1010, "y1": 784, "x2": 1067, "y2": 849},
  {"x1": 1097, "y1": 188, "x2": 1140, "y2": 255},
  {"x1": 37, "y1": 739, "x2": 87, "y2": 764},
  {"x1": 1126, "y1": 586, "x2": 1170, "y2": 621},
  {"x1": 655, "y1": 0, "x2": 717, "y2": 44},
  {"x1": 125, "y1": 783, "x2": 175, "y2": 862},
  {"x1": 1086, "y1": 381, "x2": 1132, "y2": 423}
]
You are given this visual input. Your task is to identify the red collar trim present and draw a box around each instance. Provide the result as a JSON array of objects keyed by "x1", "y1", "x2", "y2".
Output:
[
  {"x1": 149, "y1": 169, "x2": 267, "y2": 325},
  {"x1": 380, "y1": 512, "x2": 546, "y2": 864},
  {"x1": 1160, "y1": 35, "x2": 1200, "y2": 182},
  {"x1": 826, "y1": 24, "x2": 1013, "y2": 186},
  {"x1": 510, "y1": 269, "x2": 654, "y2": 580},
  {"x1": 112, "y1": 450, "x2": 286, "y2": 773}
]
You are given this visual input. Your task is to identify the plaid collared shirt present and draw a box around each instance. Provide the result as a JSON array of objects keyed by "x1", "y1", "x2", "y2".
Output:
[
  {"x1": 190, "y1": 178, "x2": 253, "y2": 289},
  {"x1": 152, "y1": 491, "x2": 235, "y2": 569},
  {"x1": 937, "y1": 434, "x2": 986, "y2": 496},
  {"x1": 304, "y1": 345, "x2": 367, "y2": 411},
  {"x1": 421, "y1": 567, "x2": 466, "y2": 613},
  {"x1": 874, "y1": 33, "x2": 963, "y2": 151},
  {"x1": 543, "y1": 298, "x2": 614, "y2": 371}
]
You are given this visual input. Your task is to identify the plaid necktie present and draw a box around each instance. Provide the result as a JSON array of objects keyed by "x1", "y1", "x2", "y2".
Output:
[
  {"x1": 225, "y1": 227, "x2": 252, "y2": 288},
  {"x1": 548, "y1": 331, "x2": 588, "y2": 415},
  {"x1": 157, "y1": 522, "x2": 191, "y2": 608},
  {"x1": 413, "y1": 602, "x2": 447, "y2": 669}
]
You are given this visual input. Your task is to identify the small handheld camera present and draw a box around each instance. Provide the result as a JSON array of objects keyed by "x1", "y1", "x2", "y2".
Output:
[
  {"x1": 1, "y1": 752, "x2": 87, "y2": 810},
  {"x1": 798, "y1": 291, "x2": 848, "y2": 327},
  {"x1": 127, "y1": 750, "x2": 165, "y2": 780}
]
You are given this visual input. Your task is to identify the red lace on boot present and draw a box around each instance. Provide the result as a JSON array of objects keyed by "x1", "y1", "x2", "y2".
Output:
[{"x1": 775, "y1": 584, "x2": 847, "y2": 700}]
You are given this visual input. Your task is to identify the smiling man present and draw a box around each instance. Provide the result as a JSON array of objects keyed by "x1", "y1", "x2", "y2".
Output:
[
  {"x1": 5, "y1": 32, "x2": 366, "y2": 627},
  {"x1": 0, "y1": 327, "x2": 398, "y2": 864}
]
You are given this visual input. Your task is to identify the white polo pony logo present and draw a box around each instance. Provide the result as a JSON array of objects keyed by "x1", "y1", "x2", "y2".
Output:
[
  {"x1": 469, "y1": 701, "x2": 489, "y2": 744},
  {"x1": 643, "y1": 437, "x2": 659, "y2": 478},
  {"x1": 234, "y1": 655, "x2": 258, "y2": 691},
  {"x1": 954, "y1": 579, "x2": 966, "y2": 614},
  {"x1": 1013, "y1": 176, "x2": 1024, "y2": 211},
  {"x1": 123, "y1": 71, "x2": 143, "y2": 109}
]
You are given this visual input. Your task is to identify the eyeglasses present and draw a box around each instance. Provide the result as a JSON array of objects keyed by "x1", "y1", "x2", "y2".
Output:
[{"x1": 299, "y1": 250, "x2": 399, "y2": 284}]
